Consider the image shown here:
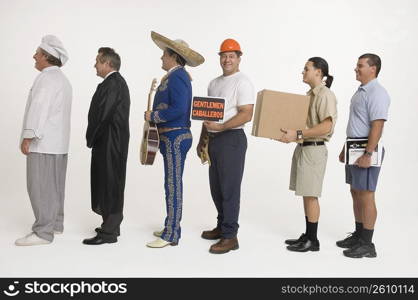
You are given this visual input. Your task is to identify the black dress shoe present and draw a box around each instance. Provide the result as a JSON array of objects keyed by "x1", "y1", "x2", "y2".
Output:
[
  {"x1": 82, "y1": 235, "x2": 117, "y2": 245},
  {"x1": 95, "y1": 227, "x2": 120, "y2": 237},
  {"x1": 285, "y1": 233, "x2": 307, "y2": 245},
  {"x1": 343, "y1": 239, "x2": 377, "y2": 258},
  {"x1": 287, "y1": 239, "x2": 320, "y2": 252},
  {"x1": 336, "y1": 233, "x2": 360, "y2": 248}
]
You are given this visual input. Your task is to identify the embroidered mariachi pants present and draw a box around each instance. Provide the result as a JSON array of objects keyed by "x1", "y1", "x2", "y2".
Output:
[{"x1": 159, "y1": 129, "x2": 192, "y2": 243}]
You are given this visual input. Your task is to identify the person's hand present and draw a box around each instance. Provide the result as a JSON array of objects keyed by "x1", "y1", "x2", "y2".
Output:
[
  {"x1": 203, "y1": 121, "x2": 224, "y2": 132},
  {"x1": 144, "y1": 111, "x2": 152, "y2": 121},
  {"x1": 339, "y1": 147, "x2": 345, "y2": 163},
  {"x1": 20, "y1": 138, "x2": 32, "y2": 155},
  {"x1": 278, "y1": 128, "x2": 297, "y2": 143},
  {"x1": 355, "y1": 154, "x2": 371, "y2": 168}
]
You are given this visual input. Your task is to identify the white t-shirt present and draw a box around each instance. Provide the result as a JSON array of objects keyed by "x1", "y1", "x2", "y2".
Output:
[{"x1": 207, "y1": 71, "x2": 255, "y2": 132}]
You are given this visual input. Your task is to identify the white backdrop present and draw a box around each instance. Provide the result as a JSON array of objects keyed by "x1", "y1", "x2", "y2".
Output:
[{"x1": 0, "y1": 0, "x2": 417, "y2": 277}]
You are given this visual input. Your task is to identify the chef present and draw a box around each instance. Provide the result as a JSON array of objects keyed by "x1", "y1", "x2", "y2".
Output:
[{"x1": 16, "y1": 35, "x2": 72, "y2": 246}]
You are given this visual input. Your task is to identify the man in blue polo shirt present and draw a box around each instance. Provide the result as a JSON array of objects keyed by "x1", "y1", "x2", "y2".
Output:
[{"x1": 337, "y1": 53, "x2": 390, "y2": 258}]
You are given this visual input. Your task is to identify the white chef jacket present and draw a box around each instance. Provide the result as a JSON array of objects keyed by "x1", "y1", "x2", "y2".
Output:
[{"x1": 20, "y1": 66, "x2": 72, "y2": 154}]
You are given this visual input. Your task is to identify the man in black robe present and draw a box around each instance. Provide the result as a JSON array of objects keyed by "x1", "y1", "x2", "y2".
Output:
[{"x1": 83, "y1": 47, "x2": 130, "y2": 245}]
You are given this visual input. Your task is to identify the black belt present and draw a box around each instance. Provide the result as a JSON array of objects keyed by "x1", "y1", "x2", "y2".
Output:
[
  {"x1": 300, "y1": 141, "x2": 325, "y2": 147},
  {"x1": 207, "y1": 129, "x2": 243, "y2": 138}
]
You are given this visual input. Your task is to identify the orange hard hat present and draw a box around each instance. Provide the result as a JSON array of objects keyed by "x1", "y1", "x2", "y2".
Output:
[{"x1": 219, "y1": 39, "x2": 242, "y2": 54}]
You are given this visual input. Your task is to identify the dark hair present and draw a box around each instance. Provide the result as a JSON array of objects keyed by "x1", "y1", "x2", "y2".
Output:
[
  {"x1": 359, "y1": 53, "x2": 381, "y2": 77},
  {"x1": 166, "y1": 48, "x2": 186, "y2": 67},
  {"x1": 98, "y1": 47, "x2": 121, "y2": 71},
  {"x1": 219, "y1": 51, "x2": 242, "y2": 57},
  {"x1": 308, "y1": 57, "x2": 333, "y2": 88},
  {"x1": 40, "y1": 48, "x2": 62, "y2": 67}
]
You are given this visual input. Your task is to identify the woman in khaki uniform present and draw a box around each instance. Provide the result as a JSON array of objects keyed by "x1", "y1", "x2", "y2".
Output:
[{"x1": 278, "y1": 57, "x2": 337, "y2": 252}]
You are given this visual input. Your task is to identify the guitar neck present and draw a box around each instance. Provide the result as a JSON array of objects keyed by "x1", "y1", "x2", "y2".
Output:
[
  {"x1": 147, "y1": 92, "x2": 152, "y2": 111},
  {"x1": 147, "y1": 79, "x2": 157, "y2": 111}
]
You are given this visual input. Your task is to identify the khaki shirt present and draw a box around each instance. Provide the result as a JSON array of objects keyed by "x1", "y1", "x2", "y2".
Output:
[{"x1": 305, "y1": 85, "x2": 337, "y2": 142}]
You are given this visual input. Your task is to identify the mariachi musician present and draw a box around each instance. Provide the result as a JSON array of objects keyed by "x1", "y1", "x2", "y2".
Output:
[{"x1": 144, "y1": 31, "x2": 204, "y2": 248}]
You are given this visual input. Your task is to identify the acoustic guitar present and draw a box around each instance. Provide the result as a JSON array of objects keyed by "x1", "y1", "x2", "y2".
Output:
[{"x1": 140, "y1": 78, "x2": 159, "y2": 165}]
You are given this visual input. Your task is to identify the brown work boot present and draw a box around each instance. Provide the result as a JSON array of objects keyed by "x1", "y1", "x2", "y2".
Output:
[
  {"x1": 209, "y1": 237, "x2": 239, "y2": 254},
  {"x1": 201, "y1": 227, "x2": 222, "y2": 240}
]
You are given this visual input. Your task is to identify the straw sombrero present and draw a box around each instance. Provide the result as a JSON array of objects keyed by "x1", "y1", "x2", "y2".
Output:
[{"x1": 151, "y1": 31, "x2": 204, "y2": 67}]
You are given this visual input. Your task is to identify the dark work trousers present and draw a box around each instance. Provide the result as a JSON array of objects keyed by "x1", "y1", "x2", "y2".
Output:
[
  {"x1": 97, "y1": 213, "x2": 123, "y2": 240},
  {"x1": 208, "y1": 129, "x2": 247, "y2": 238}
]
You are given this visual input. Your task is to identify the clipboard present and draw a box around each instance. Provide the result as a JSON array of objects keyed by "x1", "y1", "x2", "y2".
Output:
[{"x1": 345, "y1": 138, "x2": 383, "y2": 167}]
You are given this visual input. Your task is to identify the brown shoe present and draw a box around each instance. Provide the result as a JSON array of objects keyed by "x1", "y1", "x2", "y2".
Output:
[
  {"x1": 201, "y1": 227, "x2": 222, "y2": 240},
  {"x1": 209, "y1": 238, "x2": 239, "y2": 254}
]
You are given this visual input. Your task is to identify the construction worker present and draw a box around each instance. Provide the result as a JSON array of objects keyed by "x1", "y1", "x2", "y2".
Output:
[{"x1": 197, "y1": 39, "x2": 255, "y2": 254}]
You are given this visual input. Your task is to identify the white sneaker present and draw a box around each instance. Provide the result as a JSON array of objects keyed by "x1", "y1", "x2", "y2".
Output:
[
  {"x1": 15, "y1": 233, "x2": 51, "y2": 246},
  {"x1": 153, "y1": 229, "x2": 164, "y2": 237},
  {"x1": 146, "y1": 238, "x2": 177, "y2": 248}
]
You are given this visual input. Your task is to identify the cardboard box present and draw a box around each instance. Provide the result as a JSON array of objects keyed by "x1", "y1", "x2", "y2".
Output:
[{"x1": 252, "y1": 89, "x2": 310, "y2": 140}]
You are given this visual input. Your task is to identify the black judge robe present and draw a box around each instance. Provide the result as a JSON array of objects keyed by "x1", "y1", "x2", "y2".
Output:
[{"x1": 86, "y1": 72, "x2": 130, "y2": 219}]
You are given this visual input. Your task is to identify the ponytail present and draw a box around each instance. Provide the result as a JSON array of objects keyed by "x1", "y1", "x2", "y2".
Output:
[{"x1": 325, "y1": 74, "x2": 333, "y2": 88}]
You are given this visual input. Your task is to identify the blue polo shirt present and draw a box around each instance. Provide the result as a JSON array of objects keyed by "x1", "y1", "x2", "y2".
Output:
[
  {"x1": 346, "y1": 79, "x2": 390, "y2": 138},
  {"x1": 151, "y1": 67, "x2": 192, "y2": 128}
]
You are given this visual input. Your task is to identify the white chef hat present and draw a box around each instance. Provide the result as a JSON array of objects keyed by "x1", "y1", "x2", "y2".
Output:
[{"x1": 39, "y1": 35, "x2": 69, "y2": 65}]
